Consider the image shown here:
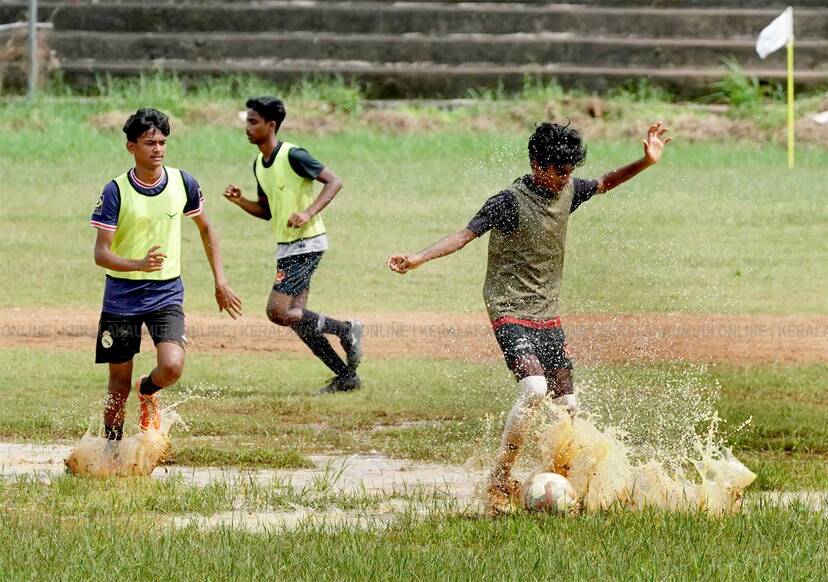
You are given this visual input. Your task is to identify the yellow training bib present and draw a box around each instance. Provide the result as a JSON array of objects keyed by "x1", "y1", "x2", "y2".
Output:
[
  {"x1": 107, "y1": 168, "x2": 186, "y2": 280},
  {"x1": 254, "y1": 142, "x2": 326, "y2": 244}
]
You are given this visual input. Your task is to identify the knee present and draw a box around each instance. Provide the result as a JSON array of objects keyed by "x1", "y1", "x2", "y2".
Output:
[
  {"x1": 267, "y1": 306, "x2": 298, "y2": 327},
  {"x1": 158, "y1": 359, "x2": 184, "y2": 384},
  {"x1": 265, "y1": 305, "x2": 286, "y2": 325},
  {"x1": 519, "y1": 375, "x2": 548, "y2": 404}
]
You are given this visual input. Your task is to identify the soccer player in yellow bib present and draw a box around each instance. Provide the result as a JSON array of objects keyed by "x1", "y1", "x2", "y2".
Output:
[
  {"x1": 224, "y1": 97, "x2": 363, "y2": 394},
  {"x1": 90, "y1": 108, "x2": 242, "y2": 440}
]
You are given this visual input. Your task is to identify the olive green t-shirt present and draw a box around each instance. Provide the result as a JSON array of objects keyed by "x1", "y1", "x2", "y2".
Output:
[{"x1": 467, "y1": 175, "x2": 599, "y2": 322}]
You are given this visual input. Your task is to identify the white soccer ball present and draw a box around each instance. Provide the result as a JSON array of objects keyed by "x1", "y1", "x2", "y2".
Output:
[{"x1": 521, "y1": 472, "x2": 579, "y2": 514}]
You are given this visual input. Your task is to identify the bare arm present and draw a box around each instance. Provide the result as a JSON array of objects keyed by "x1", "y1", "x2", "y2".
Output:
[
  {"x1": 597, "y1": 122, "x2": 671, "y2": 194},
  {"x1": 191, "y1": 212, "x2": 243, "y2": 319},
  {"x1": 387, "y1": 228, "x2": 478, "y2": 274},
  {"x1": 287, "y1": 167, "x2": 344, "y2": 228},
  {"x1": 94, "y1": 228, "x2": 166, "y2": 272},
  {"x1": 223, "y1": 184, "x2": 271, "y2": 220}
]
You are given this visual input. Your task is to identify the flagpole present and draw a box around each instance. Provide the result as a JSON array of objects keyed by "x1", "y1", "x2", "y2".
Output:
[{"x1": 786, "y1": 29, "x2": 795, "y2": 169}]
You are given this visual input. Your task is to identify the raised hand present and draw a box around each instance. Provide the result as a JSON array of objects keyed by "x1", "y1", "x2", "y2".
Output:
[
  {"x1": 138, "y1": 245, "x2": 166, "y2": 272},
  {"x1": 643, "y1": 122, "x2": 672, "y2": 164},
  {"x1": 223, "y1": 184, "x2": 243, "y2": 205}
]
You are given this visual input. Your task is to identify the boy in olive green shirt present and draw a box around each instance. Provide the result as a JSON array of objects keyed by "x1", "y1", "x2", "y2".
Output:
[{"x1": 389, "y1": 121, "x2": 671, "y2": 512}]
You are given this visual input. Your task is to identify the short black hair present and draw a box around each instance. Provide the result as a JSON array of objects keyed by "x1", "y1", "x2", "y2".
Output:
[
  {"x1": 246, "y1": 96, "x2": 286, "y2": 126},
  {"x1": 122, "y1": 108, "x2": 170, "y2": 143},
  {"x1": 528, "y1": 121, "x2": 587, "y2": 169}
]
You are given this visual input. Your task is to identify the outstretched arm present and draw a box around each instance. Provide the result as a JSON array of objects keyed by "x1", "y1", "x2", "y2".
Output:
[
  {"x1": 387, "y1": 227, "x2": 478, "y2": 274},
  {"x1": 223, "y1": 184, "x2": 272, "y2": 220},
  {"x1": 286, "y1": 167, "x2": 344, "y2": 228},
  {"x1": 597, "y1": 122, "x2": 671, "y2": 194},
  {"x1": 191, "y1": 212, "x2": 243, "y2": 319}
]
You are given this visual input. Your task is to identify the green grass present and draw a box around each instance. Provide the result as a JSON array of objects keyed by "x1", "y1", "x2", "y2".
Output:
[
  {"x1": 0, "y1": 471, "x2": 398, "y2": 519},
  {"x1": 1, "y1": 83, "x2": 826, "y2": 578},
  {"x1": 1, "y1": 348, "x2": 825, "y2": 490},
  {"x1": 0, "y1": 508, "x2": 825, "y2": 580},
  {"x1": 0, "y1": 94, "x2": 826, "y2": 315}
]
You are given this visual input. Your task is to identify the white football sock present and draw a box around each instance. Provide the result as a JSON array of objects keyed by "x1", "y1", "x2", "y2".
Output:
[{"x1": 490, "y1": 375, "x2": 547, "y2": 483}]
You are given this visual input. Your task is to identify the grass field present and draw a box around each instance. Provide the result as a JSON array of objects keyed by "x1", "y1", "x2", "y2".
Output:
[
  {"x1": 1, "y1": 85, "x2": 826, "y2": 315},
  {"x1": 0, "y1": 79, "x2": 826, "y2": 579}
]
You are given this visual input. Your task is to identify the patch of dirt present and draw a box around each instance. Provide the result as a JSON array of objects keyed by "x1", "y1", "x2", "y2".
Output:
[
  {"x1": 360, "y1": 109, "x2": 444, "y2": 133},
  {"x1": 78, "y1": 98, "x2": 828, "y2": 147},
  {"x1": 282, "y1": 113, "x2": 344, "y2": 136},
  {"x1": 87, "y1": 110, "x2": 134, "y2": 132},
  {"x1": 0, "y1": 29, "x2": 55, "y2": 92},
  {"x1": 777, "y1": 116, "x2": 828, "y2": 147},
  {"x1": 0, "y1": 308, "x2": 825, "y2": 365},
  {"x1": 181, "y1": 103, "x2": 242, "y2": 129}
]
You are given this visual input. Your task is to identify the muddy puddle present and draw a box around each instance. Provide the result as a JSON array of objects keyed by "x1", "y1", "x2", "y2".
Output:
[
  {"x1": 0, "y1": 442, "x2": 486, "y2": 498},
  {"x1": 1, "y1": 443, "x2": 824, "y2": 532}
]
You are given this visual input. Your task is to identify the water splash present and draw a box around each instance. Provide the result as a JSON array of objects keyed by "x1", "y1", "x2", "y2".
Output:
[
  {"x1": 64, "y1": 403, "x2": 187, "y2": 478},
  {"x1": 537, "y1": 405, "x2": 756, "y2": 516},
  {"x1": 576, "y1": 365, "x2": 725, "y2": 470}
]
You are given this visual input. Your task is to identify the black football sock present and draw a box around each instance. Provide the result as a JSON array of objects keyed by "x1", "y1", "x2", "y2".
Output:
[
  {"x1": 292, "y1": 323, "x2": 350, "y2": 377},
  {"x1": 318, "y1": 315, "x2": 351, "y2": 339},
  {"x1": 104, "y1": 424, "x2": 124, "y2": 441},
  {"x1": 139, "y1": 375, "x2": 163, "y2": 396},
  {"x1": 297, "y1": 310, "x2": 321, "y2": 333}
]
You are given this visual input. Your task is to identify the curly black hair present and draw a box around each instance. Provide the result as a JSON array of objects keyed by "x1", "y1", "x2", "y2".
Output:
[
  {"x1": 246, "y1": 96, "x2": 287, "y2": 126},
  {"x1": 528, "y1": 121, "x2": 587, "y2": 169},
  {"x1": 122, "y1": 108, "x2": 170, "y2": 143}
]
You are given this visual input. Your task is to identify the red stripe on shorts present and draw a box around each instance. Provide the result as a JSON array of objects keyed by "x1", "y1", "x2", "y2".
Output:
[{"x1": 491, "y1": 316, "x2": 562, "y2": 330}]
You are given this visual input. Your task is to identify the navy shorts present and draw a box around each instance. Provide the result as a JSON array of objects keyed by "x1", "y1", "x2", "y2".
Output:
[
  {"x1": 95, "y1": 304, "x2": 186, "y2": 364},
  {"x1": 273, "y1": 251, "x2": 323, "y2": 296},
  {"x1": 492, "y1": 320, "x2": 573, "y2": 375}
]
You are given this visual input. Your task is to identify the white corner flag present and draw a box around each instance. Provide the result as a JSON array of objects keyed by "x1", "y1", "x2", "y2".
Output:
[
  {"x1": 756, "y1": 6, "x2": 796, "y2": 169},
  {"x1": 756, "y1": 7, "x2": 793, "y2": 59}
]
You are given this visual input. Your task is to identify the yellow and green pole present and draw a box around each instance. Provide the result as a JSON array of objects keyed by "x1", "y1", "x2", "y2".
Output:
[{"x1": 786, "y1": 28, "x2": 795, "y2": 169}]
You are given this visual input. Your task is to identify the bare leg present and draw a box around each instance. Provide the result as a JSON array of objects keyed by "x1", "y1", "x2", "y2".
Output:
[
  {"x1": 266, "y1": 289, "x2": 305, "y2": 327},
  {"x1": 547, "y1": 367, "x2": 577, "y2": 415},
  {"x1": 148, "y1": 341, "x2": 185, "y2": 388},
  {"x1": 548, "y1": 367, "x2": 573, "y2": 397},
  {"x1": 104, "y1": 360, "x2": 133, "y2": 439}
]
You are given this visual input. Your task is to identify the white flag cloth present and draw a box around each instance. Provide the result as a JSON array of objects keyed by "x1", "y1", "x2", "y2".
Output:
[{"x1": 756, "y1": 7, "x2": 793, "y2": 59}]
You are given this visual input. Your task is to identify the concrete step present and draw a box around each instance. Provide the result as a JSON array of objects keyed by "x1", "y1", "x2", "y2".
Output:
[
  {"x1": 58, "y1": 58, "x2": 828, "y2": 98},
  {"x1": 14, "y1": 0, "x2": 826, "y2": 7},
  {"x1": 0, "y1": 3, "x2": 57, "y2": 23},
  {"x1": 47, "y1": 3, "x2": 828, "y2": 39},
  {"x1": 51, "y1": 31, "x2": 828, "y2": 70}
]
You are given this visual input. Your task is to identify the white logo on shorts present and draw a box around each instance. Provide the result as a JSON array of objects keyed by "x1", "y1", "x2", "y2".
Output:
[{"x1": 101, "y1": 331, "x2": 113, "y2": 349}]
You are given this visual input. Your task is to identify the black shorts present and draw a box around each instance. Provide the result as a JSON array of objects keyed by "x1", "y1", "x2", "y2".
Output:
[
  {"x1": 273, "y1": 251, "x2": 323, "y2": 296},
  {"x1": 95, "y1": 304, "x2": 186, "y2": 364},
  {"x1": 493, "y1": 320, "x2": 573, "y2": 375}
]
